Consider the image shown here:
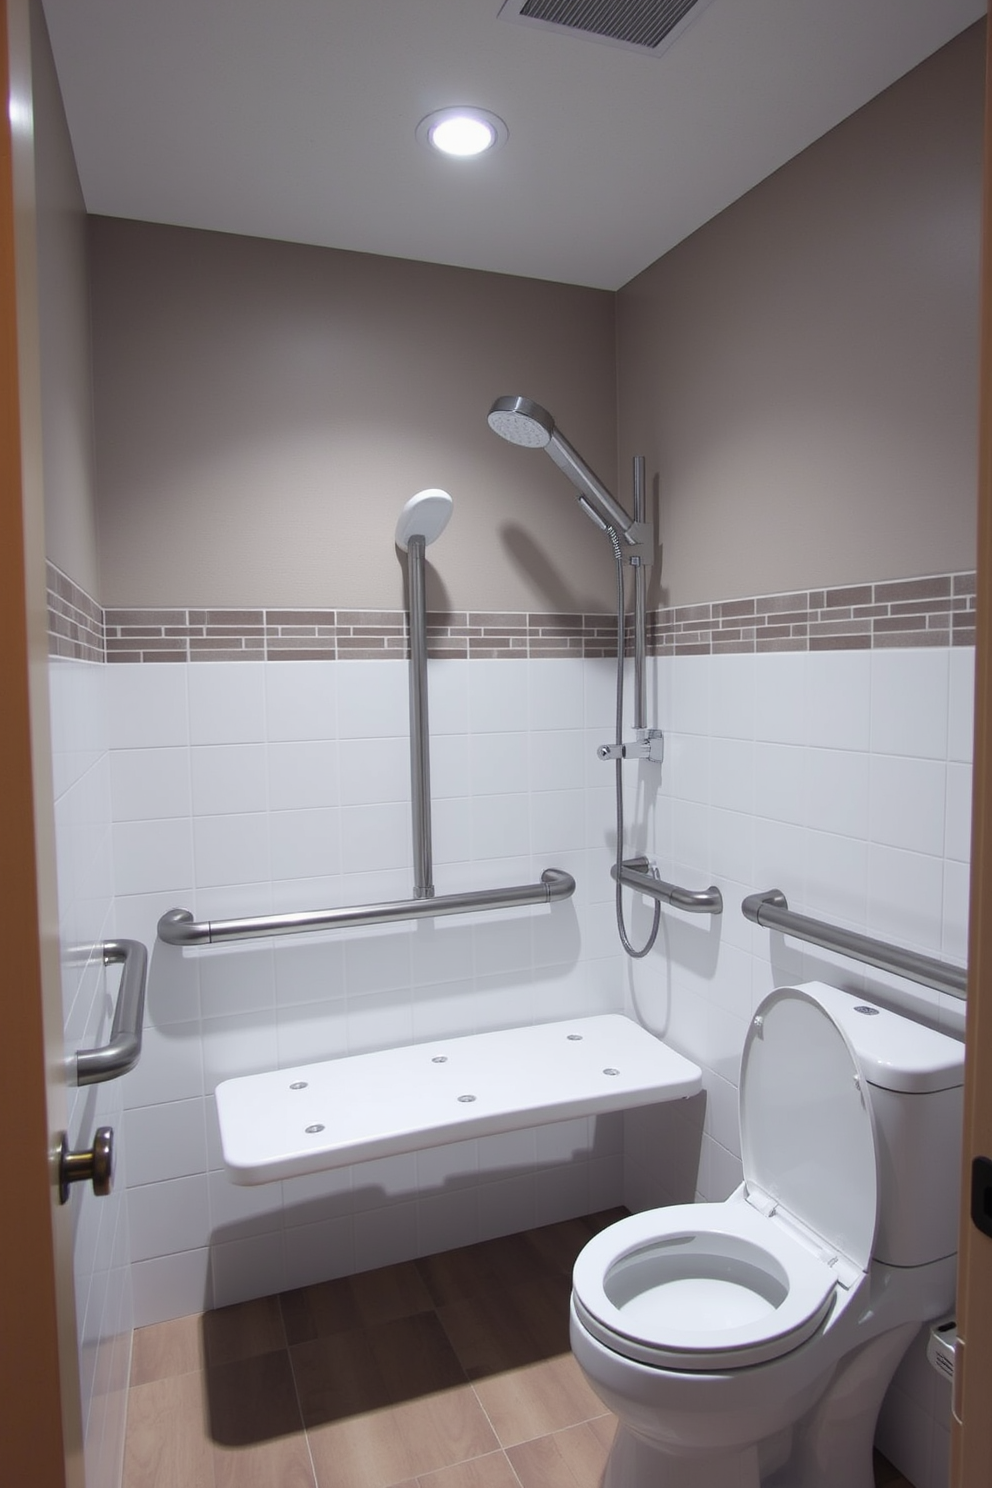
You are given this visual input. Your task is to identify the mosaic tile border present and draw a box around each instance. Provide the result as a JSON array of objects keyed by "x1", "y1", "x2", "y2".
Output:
[
  {"x1": 47, "y1": 564, "x2": 977, "y2": 663},
  {"x1": 47, "y1": 563, "x2": 105, "y2": 663}
]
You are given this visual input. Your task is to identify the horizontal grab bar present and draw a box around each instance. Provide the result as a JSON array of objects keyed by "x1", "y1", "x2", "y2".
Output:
[
  {"x1": 158, "y1": 868, "x2": 576, "y2": 947},
  {"x1": 76, "y1": 939, "x2": 148, "y2": 1085},
  {"x1": 612, "y1": 857, "x2": 723, "y2": 914},
  {"x1": 742, "y1": 889, "x2": 967, "y2": 1000}
]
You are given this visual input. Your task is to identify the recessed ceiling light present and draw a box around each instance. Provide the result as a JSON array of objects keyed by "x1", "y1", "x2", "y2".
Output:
[{"x1": 416, "y1": 107, "x2": 508, "y2": 159}]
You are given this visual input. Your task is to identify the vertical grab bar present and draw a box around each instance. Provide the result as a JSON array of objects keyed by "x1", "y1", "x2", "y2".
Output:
[
  {"x1": 75, "y1": 939, "x2": 148, "y2": 1084},
  {"x1": 632, "y1": 453, "x2": 646, "y2": 732},
  {"x1": 406, "y1": 533, "x2": 435, "y2": 899}
]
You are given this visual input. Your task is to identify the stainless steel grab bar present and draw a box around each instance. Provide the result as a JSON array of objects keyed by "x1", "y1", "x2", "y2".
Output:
[
  {"x1": 76, "y1": 939, "x2": 148, "y2": 1084},
  {"x1": 612, "y1": 857, "x2": 723, "y2": 914},
  {"x1": 158, "y1": 868, "x2": 576, "y2": 947},
  {"x1": 742, "y1": 889, "x2": 967, "y2": 1000}
]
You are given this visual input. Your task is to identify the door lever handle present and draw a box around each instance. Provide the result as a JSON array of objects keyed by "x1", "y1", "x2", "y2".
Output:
[{"x1": 58, "y1": 1126, "x2": 114, "y2": 1204}]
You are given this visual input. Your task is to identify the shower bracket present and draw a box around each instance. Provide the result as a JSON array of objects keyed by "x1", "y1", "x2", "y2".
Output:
[
  {"x1": 597, "y1": 728, "x2": 664, "y2": 764},
  {"x1": 620, "y1": 522, "x2": 654, "y2": 563}
]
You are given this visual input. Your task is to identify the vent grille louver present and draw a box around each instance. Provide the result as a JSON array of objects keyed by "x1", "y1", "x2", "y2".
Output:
[{"x1": 502, "y1": 0, "x2": 714, "y2": 55}]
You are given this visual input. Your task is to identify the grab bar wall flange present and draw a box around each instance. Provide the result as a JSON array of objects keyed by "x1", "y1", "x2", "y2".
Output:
[
  {"x1": 612, "y1": 857, "x2": 723, "y2": 914},
  {"x1": 75, "y1": 939, "x2": 148, "y2": 1084},
  {"x1": 742, "y1": 888, "x2": 967, "y2": 1000},
  {"x1": 158, "y1": 868, "x2": 576, "y2": 947}
]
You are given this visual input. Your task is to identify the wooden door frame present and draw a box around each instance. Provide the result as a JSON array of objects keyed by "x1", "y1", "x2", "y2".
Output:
[
  {"x1": 951, "y1": 7, "x2": 992, "y2": 1485},
  {"x1": 0, "y1": 2, "x2": 83, "y2": 1484}
]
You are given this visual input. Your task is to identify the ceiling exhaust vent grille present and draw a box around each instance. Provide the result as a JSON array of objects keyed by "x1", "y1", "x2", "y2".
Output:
[{"x1": 498, "y1": 0, "x2": 717, "y2": 56}]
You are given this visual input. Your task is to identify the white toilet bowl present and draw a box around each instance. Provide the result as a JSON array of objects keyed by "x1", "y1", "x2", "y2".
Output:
[{"x1": 570, "y1": 982, "x2": 964, "y2": 1488}]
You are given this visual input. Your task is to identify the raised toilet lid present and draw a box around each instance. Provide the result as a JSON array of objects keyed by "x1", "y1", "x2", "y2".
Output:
[{"x1": 740, "y1": 985, "x2": 879, "y2": 1274}]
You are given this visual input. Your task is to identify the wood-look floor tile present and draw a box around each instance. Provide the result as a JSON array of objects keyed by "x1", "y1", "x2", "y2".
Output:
[
  {"x1": 437, "y1": 1274, "x2": 572, "y2": 1377},
  {"x1": 211, "y1": 1432, "x2": 317, "y2": 1488},
  {"x1": 403, "y1": 1448, "x2": 524, "y2": 1488},
  {"x1": 123, "y1": 1371, "x2": 215, "y2": 1488},
  {"x1": 506, "y1": 1416, "x2": 616, "y2": 1488},
  {"x1": 307, "y1": 1387, "x2": 500, "y2": 1488},
  {"x1": 205, "y1": 1350, "x2": 305, "y2": 1447},
  {"x1": 202, "y1": 1294, "x2": 286, "y2": 1366},
  {"x1": 519, "y1": 1218, "x2": 601, "y2": 1277},
  {"x1": 471, "y1": 1354, "x2": 608, "y2": 1449},
  {"x1": 368, "y1": 1312, "x2": 471, "y2": 1400},
  {"x1": 281, "y1": 1276, "x2": 365, "y2": 1345},
  {"x1": 350, "y1": 1260, "x2": 435, "y2": 1325},
  {"x1": 292, "y1": 1330, "x2": 393, "y2": 1423},
  {"x1": 417, "y1": 1233, "x2": 557, "y2": 1307},
  {"x1": 130, "y1": 1314, "x2": 205, "y2": 1385}
]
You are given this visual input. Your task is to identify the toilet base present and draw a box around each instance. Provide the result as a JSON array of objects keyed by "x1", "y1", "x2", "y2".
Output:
[{"x1": 605, "y1": 1426, "x2": 761, "y2": 1488}]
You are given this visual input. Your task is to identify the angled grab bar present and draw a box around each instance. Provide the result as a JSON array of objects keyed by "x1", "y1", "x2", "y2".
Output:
[
  {"x1": 158, "y1": 868, "x2": 576, "y2": 947},
  {"x1": 742, "y1": 888, "x2": 967, "y2": 1000},
  {"x1": 612, "y1": 857, "x2": 723, "y2": 914},
  {"x1": 76, "y1": 939, "x2": 148, "y2": 1084}
]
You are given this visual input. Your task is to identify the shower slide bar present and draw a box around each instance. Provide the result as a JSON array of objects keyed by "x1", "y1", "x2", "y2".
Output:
[
  {"x1": 742, "y1": 889, "x2": 967, "y2": 1000},
  {"x1": 75, "y1": 939, "x2": 148, "y2": 1084},
  {"x1": 157, "y1": 869, "x2": 576, "y2": 947},
  {"x1": 613, "y1": 857, "x2": 723, "y2": 914}
]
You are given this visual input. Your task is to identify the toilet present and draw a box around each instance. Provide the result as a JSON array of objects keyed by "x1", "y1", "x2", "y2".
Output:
[{"x1": 570, "y1": 981, "x2": 965, "y2": 1488}]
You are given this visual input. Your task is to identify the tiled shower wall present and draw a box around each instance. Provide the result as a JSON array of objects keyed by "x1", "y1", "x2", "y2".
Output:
[
  {"x1": 624, "y1": 642, "x2": 973, "y2": 1488},
  {"x1": 49, "y1": 655, "x2": 132, "y2": 1488},
  {"x1": 50, "y1": 567, "x2": 973, "y2": 1488}
]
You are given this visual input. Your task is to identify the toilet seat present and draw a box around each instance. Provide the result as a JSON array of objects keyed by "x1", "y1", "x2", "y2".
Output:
[
  {"x1": 572, "y1": 986, "x2": 881, "y2": 1373},
  {"x1": 572, "y1": 1199, "x2": 843, "y2": 1370}
]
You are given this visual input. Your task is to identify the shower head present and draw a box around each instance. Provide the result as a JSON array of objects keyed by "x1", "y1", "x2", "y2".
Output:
[
  {"x1": 487, "y1": 395, "x2": 638, "y2": 541},
  {"x1": 395, "y1": 488, "x2": 453, "y2": 552}
]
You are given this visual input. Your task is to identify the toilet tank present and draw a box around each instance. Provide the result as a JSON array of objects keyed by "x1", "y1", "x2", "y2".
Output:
[{"x1": 795, "y1": 983, "x2": 965, "y2": 1268}]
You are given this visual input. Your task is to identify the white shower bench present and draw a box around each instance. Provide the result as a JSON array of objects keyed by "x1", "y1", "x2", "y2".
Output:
[{"x1": 215, "y1": 1013, "x2": 701, "y2": 1185}]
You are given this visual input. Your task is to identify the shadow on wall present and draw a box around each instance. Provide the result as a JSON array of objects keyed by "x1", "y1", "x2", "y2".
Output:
[{"x1": 500, "y1": 524, "x2": 611, "y2": 615}]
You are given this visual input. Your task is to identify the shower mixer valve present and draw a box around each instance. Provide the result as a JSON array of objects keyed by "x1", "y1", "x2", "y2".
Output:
[{"x1": 598, "y1": 729, "x2": 664, "y2": 764}]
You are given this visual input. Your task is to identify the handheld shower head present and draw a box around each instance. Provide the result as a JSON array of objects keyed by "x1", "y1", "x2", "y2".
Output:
[
  {"x1": 395, "y1": 488, "x2": 453, "y2": 552},
  {"x1": 487, "y1": 395, "x2": 638, "y2": 542},
  {"x1": 486, "y1": 395, "x2": 555, "y2": 449}
]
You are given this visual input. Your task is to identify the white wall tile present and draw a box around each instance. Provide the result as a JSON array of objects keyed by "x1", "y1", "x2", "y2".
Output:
[
  {"x1": 188, "y1": 663, "x2": 266, "y2": 744},
  {"x1": 106, "y1": 664, "x2": 188, "y2": 750},
  {"x1": 944, "y1": 763, "x2": 972, "y2": 863},
  {"x1": 469, "y1": 660, "x2": 528, "y2": 733},
  {"x1": 193, "y1": 812, "x2": 269, "y2": 887},
  {"x1": 270, "y1": 807, "x2": 342, "y2": 881},
  {"x1": 871, "y1": 649, "x2": 949, "y2": 760},
  {"x1": 529, "y1": 660, "x2": 586, "y2": 731},
  {"x1": 336, "y1": 661, "x2": 409, "y2": 738},
  {"x1": 470, "y1": 731, "x2": 529, "y2": 795},
  {"x1": 754, "y1": 653, "x2": 806, "y2": 744},
  {"x1": 338, "y1": 737, "x2": 409, "y2": 806},
  {"x1": 191, "y1": 743, "x2": 266, "y2": 815},
  {"x1": 128, "y1": 1175, "x2": 211, "y2": 1261},
  {"x1": 130, "y1": 1248, "x2": 212, "y2": 1327},
  {"x1": 805, "y1": 650, "x2": 871, "y2": 751},
  {"x1": 868, "y1": 844, "x2": 945, "y2": 954},
  {"x1": 947, "y1": 648, "x2": 975, "y2": 763},
  {"x1": 111, "y1": 747, "x2": 190, "y2": 821},
  {"x1": 113, "y1": 818, "x2": 194, "y2": 896},
  {"x1": 126, "y1": 1100, "x2": 207, "y2": 1187},
  {"x1": 870, "y1": 757, "x2": 947, "y2": 856},
  {"x1": 267, "y1": 739, "x2": 340, "y2": 811},
  {"x1": 708, "y1": 653, "x2": 755, "y2": 741},
  {"x1": 265, "y1": 661, "x2": 337, "y2": 741}
]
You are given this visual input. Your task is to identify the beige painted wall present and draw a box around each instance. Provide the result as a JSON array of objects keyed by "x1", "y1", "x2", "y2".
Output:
[
  {"x1": 617, "y1": 22, "x2": 984, "y2": 610},
  {"x1": 31, "y1": 0, "x2": 96, "y2": 597},
  {"x1": 90, "y1": 219, "x2": 618, "y2": 612}
]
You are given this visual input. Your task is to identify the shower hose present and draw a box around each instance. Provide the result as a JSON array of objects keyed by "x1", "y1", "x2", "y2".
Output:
[{"x1": 607, "y1": 526, "x2": 661, "y2": 959}]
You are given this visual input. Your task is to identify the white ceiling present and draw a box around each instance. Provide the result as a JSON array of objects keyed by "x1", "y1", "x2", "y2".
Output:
[{"x1": 40, "y1": 0, "x2": 985, "y2": 292}]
